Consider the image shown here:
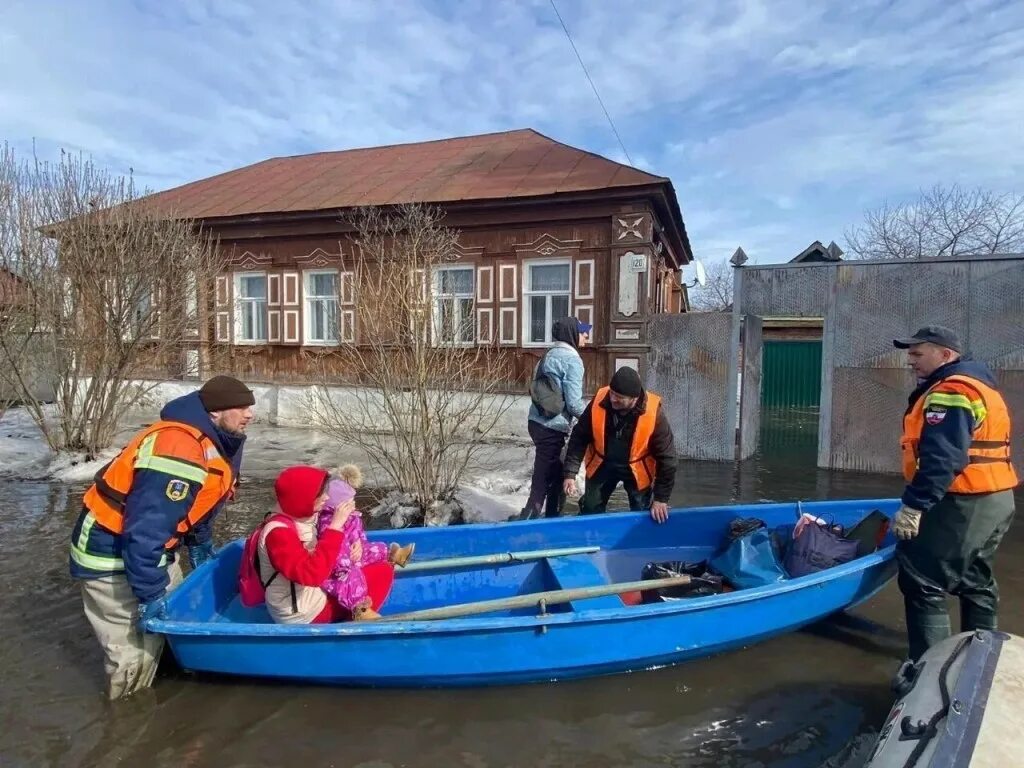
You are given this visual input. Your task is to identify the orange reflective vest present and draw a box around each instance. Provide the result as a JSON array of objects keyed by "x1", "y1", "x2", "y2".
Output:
[
  {"x1": 583, "y1": 387, "x2": 662, "y2": 491},
  {"x1": 82, "y1": 420, "x2": 235, "y2": 550},
  {"x1": 901, "y1": 374, "x2": 1018, "y2": 494}
]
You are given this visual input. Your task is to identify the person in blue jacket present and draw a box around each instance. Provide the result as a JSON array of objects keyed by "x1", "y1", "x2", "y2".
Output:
[
  {"x1": 70, "y1": 376, "x2": 254, "y2": 698},
  {"x1": 521, "y1": 316, "x2": 590, "y2": 519}
]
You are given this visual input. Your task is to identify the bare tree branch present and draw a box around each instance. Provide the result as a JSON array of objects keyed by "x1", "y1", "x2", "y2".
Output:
[
  {"x1": 305, "y1": 204, "x2": 515, "y2": 525},
  {"x1": 686, "y1": 258, "x2": 733, "y2": 312},
  {"x1": 0, "y1": 142, "x2": 225, "y2": 457},
  {"x1": 845, "y1": 184, "x2": 1024, "y2": 260}
]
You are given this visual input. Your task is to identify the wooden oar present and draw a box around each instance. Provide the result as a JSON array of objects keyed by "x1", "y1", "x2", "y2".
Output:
[
  {"x1": 400, "y1": 546, "x2": 600, "y2": 573},
  {"x1": 382, "y1": 574, "x2": 691, "y2": 622}
]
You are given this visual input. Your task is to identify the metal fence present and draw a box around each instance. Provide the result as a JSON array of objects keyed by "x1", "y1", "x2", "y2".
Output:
[
  {"x1": 739, "y1": 316, "x2": 762, "y2": 460},
  {"x1": 647, "y1": 313, "x2": 736, "y2": 461},
  {"x1": 735, "y1": 254, "x2": 1024, "y2": 474}
]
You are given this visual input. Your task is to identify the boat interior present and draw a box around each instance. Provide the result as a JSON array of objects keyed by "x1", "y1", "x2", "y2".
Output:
[{"x1": 171, "y1": 499, "x2": 899, "y2": 625}]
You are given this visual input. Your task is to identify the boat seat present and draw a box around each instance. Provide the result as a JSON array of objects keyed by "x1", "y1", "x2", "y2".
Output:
[{"x1": 546, "y1": 555, "x2": 625, "y2": 610}]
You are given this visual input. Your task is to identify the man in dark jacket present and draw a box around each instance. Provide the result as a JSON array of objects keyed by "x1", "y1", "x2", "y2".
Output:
[
  {"x1": 892, "y1": 326, "x2": 1017, "y2": 661},
  {"x1": 562, "y1": 367, "x2": 677, "y2": 523},
  {"x1": 71, "y1": 375, "x2": 254, "y2": 698}
]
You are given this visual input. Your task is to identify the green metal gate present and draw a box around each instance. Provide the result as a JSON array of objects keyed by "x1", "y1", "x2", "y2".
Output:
[{"x1": 761, "y1": 340, "x2": 822, "y2": 408}]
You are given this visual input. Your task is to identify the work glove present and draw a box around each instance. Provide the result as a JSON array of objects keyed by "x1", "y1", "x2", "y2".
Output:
[
  {"x1": 137, "y1": 599, "x2": 167, "y2": 632},
  {"x1": 187, "y1": 541, "x2": 218, "y2": 569},
  {"x1": 893, "y1": 505, "x2": 923, "y2": 540}
]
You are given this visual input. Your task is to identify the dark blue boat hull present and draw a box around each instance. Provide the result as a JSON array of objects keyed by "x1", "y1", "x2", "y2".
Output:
[{"x1": 148, "y1": 498, "x2": 900, "y2": 687}]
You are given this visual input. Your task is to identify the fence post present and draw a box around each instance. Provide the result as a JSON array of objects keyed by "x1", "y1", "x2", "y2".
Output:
[{"x1": 725, "y1": 263, "x2": 744, "y2": 459}]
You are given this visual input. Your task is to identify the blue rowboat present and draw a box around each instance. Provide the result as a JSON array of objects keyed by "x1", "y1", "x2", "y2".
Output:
[{"x1": 145, "y1": 498, "x2": 900, "y2": 687}]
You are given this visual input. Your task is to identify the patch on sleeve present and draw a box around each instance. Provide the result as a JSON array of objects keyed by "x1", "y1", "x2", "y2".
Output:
[
  {"x1": 165, "y1": 479, "x2": 190, "y2": 502},
  {"x1": 925, "y1": 406, "x2": 947, "y2": 426}
]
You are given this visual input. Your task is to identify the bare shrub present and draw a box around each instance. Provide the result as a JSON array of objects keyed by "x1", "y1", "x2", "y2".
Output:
[
  {"x1": 306, "y1": 204, "x2": 515, "y2": 524},
  {"x1": 0, "y1": 143, "x2": 225, "y2": 456}
]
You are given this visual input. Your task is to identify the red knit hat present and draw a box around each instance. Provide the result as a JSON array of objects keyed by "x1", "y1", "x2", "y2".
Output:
[{"x1": 274, "y1": 466, "x2": 329, "y2": 518}]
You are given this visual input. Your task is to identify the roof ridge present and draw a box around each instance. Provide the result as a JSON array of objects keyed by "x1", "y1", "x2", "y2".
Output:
[
  {"x1": 135, "y1": 128, "x2": 679, "y2": 223},
  {"x1": 525, "y1": 128, "x2": 667, "y2": 184},
  {"x1": 268, "y1": 128, "x2": 539, "y2": 162}
]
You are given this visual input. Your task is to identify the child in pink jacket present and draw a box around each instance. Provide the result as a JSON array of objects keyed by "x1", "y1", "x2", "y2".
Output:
[{"x1": 314, "y1": 465, "x2": 414, "y2": 618}]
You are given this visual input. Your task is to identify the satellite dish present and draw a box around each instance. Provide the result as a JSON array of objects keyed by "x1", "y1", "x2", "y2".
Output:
[
  {"x1": 685, "y1": 260, "x2": 707, "y2": 288},
  {"x1": 693, "y1": 260, "x2": 707, "y2": 287}
]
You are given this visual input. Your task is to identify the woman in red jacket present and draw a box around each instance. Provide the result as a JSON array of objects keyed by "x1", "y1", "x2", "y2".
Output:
[{"x1": 256, "y1": 465, "x2": 383, "y2": 623}]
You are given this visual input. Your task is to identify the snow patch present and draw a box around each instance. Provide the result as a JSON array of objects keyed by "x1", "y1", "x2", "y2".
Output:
[
  {"x1": 118, "y1": 379, "x2": 534, "y2": 441},
  {"x1": 369, "y1": 491, "x2": 431, "y2": 529},
  {"x1": 0, "y1": 420, "x2": 52, "y2": 481},
  {"x1": 368, "y1": 491, "x2": 478, "y2": 528},
  {"x1": 0, "y1": 378, "x2": 561, "y2": 529},
  {"x1": 47, "y1": 449, "x2": 119, "y2": 483},
  {"x1": 456, "y1": 484, "x2": 521, "y2": 524},
  {"x1": 460, "y1": 461, "x2": 587, "y2": 521}
]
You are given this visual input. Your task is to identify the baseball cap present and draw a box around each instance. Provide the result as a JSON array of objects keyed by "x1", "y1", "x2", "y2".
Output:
[{"x1": 893, "y1": 325, "x2": 962, "y2": 353}]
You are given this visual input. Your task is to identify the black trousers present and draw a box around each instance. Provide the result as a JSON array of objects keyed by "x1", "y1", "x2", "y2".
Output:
[
  {"x1": 896, "y1": 489, "x2": 1015, "y2": 661},
  {"x1": 578, "y1": 466, "x2": 652, "y2": 514},
  {"x1": 525, "y1": 421, "x2": 568, "y2": 518}
]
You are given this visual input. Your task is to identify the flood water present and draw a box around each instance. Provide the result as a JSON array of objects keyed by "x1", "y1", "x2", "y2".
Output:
[{"x1": 1, "y1": 428, "x2": 1021, "y2": 768}]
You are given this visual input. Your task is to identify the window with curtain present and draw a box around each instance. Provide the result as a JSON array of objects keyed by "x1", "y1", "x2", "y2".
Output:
[
  {"x1": 235, "y1": 273, "x2": 267, "y2": 342},
  {"x1": 305, "y1": 271, "x2": 339, "y2": 344},
  {"x1": 524, "y1": 262, "x2": 571, "y2": 344},
  {"x1": 433, "y1": 267, "x2": 475, "y2": 344}
]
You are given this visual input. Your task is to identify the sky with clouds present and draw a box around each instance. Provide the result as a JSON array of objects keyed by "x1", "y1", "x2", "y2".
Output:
[{"x1": 2, "y1": 0, "x2": 1023, "y2": 269}]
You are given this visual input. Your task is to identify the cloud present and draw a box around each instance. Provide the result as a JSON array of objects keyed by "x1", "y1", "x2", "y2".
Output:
[{"x1": 2, "y1": 0, "x2": 1022, "y2": 264}]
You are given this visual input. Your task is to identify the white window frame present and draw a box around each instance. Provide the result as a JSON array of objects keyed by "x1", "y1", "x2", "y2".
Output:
[
  {"x1": 118, "y1": 283, "x2": 154, "y2": 341},
  {"x1": 522, "y1": 258, "x2": 572, "y2": 348},
  {"x1": 184, "y1": 271, "x2": 199, "y2": 338},
  {"x1": 432, "y1": 266, "x2": 476, "y2": 346},
  {"x1": 303, "y1": 269, "x2": 340, "y2": 346},
  {"x1": 233, "y1": 271, "x2": 268, "y2": 344}
]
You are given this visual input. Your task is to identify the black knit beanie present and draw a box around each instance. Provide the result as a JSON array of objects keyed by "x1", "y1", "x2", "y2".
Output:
[
  {"x1": 609, "y1": 367, "x2": 642, "y2": 397},
  {"x1": 198, "y1": 375, "x2": 256, "y2": 412}
]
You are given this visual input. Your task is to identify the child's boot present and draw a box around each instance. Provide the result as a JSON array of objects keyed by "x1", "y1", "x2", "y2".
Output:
[
  {"x1": 352, "y1": 598, "x2": 381, "y2": 621},
  {"x1": 388, "y1": 542, "x2": 415, "y2": 567}
]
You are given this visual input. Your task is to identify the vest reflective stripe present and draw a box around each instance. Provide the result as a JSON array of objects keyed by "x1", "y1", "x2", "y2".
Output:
[
  {"x1": 923, "y1": 391, "x2": 987, "y2": 424},
  {"x1": 583, "y1": 387, "x2": 662, "y2": 492},
  {"x1": 82, "y1": 420, "x2": 234, "y2": 552},
  {"x1": 134, "y1": 433, "x2": 209, "y2": 483},
  {"x1": 901, "y1": 374, "x2": 1018, "y2": 494},
  {"x1": 70, "y1": 545, "x2": 126, "y2": 572},
  {"x1": 69, "y1": 511, "x2": 169, "y2": 572},
  {"x1": 70, "y1": 511, "x2": 125, "y2": 572}
]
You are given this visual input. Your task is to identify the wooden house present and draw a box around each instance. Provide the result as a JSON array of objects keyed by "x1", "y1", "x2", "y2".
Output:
[
  {"x1": 141, "y1": 129, "x2": 693, "y2": 392},
  {"x1": 0, "y1": 266, "x2": 26, "y2": 318}
]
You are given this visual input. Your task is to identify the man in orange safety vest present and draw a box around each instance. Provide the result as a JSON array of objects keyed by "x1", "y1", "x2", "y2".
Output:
[
  {"x1": 562, "y1": 366, "x2": 677, "y2": 523},
  {"x1": 70, "y1": 375, "x2": 255, "y2": 698},
  {"x1": 892, "y1": 325, "x2": 1017, "y2": 661}
]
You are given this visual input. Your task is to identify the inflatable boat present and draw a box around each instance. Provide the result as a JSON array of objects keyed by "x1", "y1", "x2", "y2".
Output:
[{"x1": 866, "y1": 629, "x2": 1023, "y2": 767}]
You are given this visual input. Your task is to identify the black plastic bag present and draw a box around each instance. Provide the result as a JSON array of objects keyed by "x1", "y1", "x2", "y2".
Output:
[{"x1": 640, "y1": 560, "x2": 725, "y2": 602}]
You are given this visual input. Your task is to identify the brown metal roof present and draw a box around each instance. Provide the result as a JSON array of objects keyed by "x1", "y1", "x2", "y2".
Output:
[{"x1": 141, "y1": 129, "x2": 670, "y2": 220}]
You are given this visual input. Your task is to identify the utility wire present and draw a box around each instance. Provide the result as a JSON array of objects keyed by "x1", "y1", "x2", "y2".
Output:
[{"x1": 548, "y1": 0, "x2": 633, "y2": 166}]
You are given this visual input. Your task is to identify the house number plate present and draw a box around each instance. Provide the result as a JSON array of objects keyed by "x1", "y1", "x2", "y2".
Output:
[{"x1": 628, "y1": 254, "x2": 647, "y2": 273}]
